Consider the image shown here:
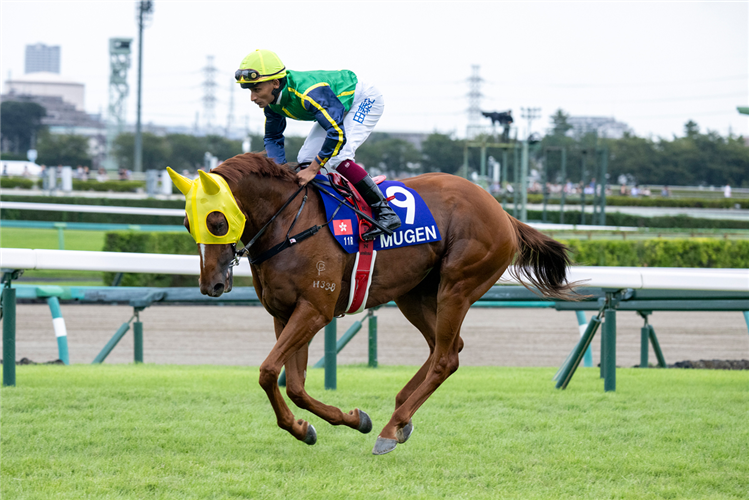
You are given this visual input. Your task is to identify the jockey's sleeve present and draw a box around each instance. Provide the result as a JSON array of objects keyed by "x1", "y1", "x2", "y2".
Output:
[
  {"x1": 304, "y1": 85, "x2": 347, "y2": 167},
  {"x1": 263, "y1": 107, "x2": 287, "y2": 164}
]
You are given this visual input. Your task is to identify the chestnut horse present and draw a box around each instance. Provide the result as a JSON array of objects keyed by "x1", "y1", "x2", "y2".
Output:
[{"x1": 188, "y1": 153, "x2": 575, "y2": 455}]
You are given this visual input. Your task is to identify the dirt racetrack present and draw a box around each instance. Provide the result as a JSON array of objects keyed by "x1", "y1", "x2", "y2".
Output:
[{"x1": 6, "y1": 304, "x2": 749, "y2": 367}]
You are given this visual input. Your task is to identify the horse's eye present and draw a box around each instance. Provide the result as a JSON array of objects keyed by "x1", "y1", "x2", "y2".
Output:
[{"x1": 206, "y1": 211, "x2": 229, "y2": 236}]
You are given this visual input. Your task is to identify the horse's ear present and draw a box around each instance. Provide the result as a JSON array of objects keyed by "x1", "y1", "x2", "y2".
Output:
[
  {"x1": 167, "y1": 167, "x2": 193, "y2": 195},
  {"x1": 198, "y1": 169, "x2": 221, "y2": 195}
]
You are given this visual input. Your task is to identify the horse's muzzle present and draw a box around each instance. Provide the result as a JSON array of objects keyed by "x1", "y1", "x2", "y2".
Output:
[{"x1": 200, "y1": 265, "x2": 233, "y2": 297}]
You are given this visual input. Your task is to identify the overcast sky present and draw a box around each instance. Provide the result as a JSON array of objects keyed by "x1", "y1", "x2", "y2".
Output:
[{"x1": 2, "y1": 1, "x2": 747, "y2": 141}]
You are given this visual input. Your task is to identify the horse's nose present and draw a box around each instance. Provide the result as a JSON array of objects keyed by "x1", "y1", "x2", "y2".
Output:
[{"x1": 212, "y1": 283, "x2": 225, "y2": 296}]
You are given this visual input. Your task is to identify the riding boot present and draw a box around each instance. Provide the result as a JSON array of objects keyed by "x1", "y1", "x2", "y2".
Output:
[{"x1": 353, "y1": 176, "x2": 401, "y2": 241}]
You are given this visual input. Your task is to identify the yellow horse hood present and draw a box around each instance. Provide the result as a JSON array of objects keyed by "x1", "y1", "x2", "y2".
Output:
[{"x1": 167, "y1": 167, "x2": 246, "y2": 245}]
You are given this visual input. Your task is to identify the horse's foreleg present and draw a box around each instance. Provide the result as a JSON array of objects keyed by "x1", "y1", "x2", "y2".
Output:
[
  {"x1": 259, "y1": 304, "x2": 329, "y2": 445},
  {"x1": 285, "y1": 344, "x2": 372, "y2": 434}
]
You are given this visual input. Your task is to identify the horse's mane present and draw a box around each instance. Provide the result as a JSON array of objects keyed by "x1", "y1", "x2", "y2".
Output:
[{"x1": 213, "y1": 153, "x2": 297, "y2": 185}]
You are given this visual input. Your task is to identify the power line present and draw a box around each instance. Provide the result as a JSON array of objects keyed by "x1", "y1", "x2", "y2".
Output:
[
  {"x1": 521, "y1": 107, "x2": 541, "y2": 139},
  {"x1": 466, "y1": 64, "x2": 483, "y2": 139},
  {"x1": 485, "y1": 73, "x2": 748, "y2": 89},
  {"x1": 202, "y1": 55, "x2": 217, "y2": 133},
  {"x1": 226, "y1": 78, "x2": 234, "y2": 138}
]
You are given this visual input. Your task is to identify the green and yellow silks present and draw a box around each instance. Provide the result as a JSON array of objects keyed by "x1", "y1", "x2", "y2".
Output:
[{"x1": 167, "y1": 168, "x2": 246, "y2": 245}]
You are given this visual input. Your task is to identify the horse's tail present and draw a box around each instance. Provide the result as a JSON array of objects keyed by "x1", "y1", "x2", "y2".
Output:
[{"x1": 507, "y1": 216, "x2": 580, "y2": 301}]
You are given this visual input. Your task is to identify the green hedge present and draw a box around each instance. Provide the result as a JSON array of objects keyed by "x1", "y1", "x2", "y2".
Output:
[
  {"x1": 524, "y1": 194, "x2": 748, "y2": 209},
  {"x1": 102, "y1": 232, "x2": 198, "y2": 287},
  {"x1": 102, "y1": 232, "x2": 253, "y2": 287},
  {"x1": 72, "y1": 180, "x2": 145, "y2": 192},
  {"x1": 0, "y1": 177, "x2": 35, "y2": 189},
  {"x1": 523, "y1": 210, "x2": 749, "y2": 230},
  {"x1": 562, "y1": 238, "x2": 749, "y2": 268}
]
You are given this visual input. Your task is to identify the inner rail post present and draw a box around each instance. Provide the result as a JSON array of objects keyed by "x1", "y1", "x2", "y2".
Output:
[
  {"x1": 2, "y1": 282, "x2": 17, "y2": 387},
  {"x1": 324, "y1": 318, "x2": 337, "y2": 390},
  {"x1": 603, "y1": 290, "x2": 618, "y2": 392}
]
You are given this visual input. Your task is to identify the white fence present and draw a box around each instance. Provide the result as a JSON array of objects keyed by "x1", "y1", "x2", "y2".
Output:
[
  {"x1": 1, "y1": 202, "x2": 642, "y2": 231},
  {"x1": 2, "y1": 248, "x2": 747, "y2": 292},
  {"x1": 0, "y1": 201, "x2": 184, "y2": 217}
]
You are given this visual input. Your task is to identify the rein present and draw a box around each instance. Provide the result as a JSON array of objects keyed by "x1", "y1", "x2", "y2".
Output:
[
  {"x1": 231, "y1": 184, "x2": 306, "y2": 267},
  {"x1": 230, "y1": 176, "x2": 391, "y2": 267}
]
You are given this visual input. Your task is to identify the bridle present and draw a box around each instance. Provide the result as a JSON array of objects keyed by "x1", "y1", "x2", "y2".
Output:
[
  {"x1": 229, "y1": 177, "x2": 390, "y2": 268},
  {"x1": 230, "y1": 184, "x2": 308, "y2": 267}
]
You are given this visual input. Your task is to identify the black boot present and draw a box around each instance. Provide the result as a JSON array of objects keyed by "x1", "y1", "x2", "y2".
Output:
[{"x1": 354, "y1": 176, "x2": 401, "y2": 241}]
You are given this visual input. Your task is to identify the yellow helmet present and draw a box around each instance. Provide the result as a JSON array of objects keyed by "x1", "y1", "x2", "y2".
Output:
[{"x1": 235, "y1": 49, "x2": 287, "y2": 85}]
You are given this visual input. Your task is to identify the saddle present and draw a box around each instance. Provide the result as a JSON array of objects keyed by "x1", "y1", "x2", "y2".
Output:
[
  {"x1": 317, "y1": 172, "x2": 388, "y2": 241},
  {"x1": 315, "y1": 171, "x2": 386, "y2": 314}
]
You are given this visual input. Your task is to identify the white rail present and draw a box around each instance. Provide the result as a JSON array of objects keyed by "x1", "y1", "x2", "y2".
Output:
[
  {"x1": 2, "y1": 248, "x2": 747, "y2": 292},
  {"x1": 0, "y1": 201, "x2": 184, "y2": 217},
  {"x1": 0, "y1": 202, "x2": 640, "y2": 231}
]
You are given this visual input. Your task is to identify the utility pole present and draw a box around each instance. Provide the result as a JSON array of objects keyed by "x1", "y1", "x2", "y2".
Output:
[
  {"x1": 521, "y1": 107, "x2": 541, "y2": 139},
  {"x1": 226, "y1": 78, "x2": 235, "y2": 138},
  {"x1": 202, "y1": 55, "x2": 217, "y2": 134},
  {"x1": 518, "y1": 107, "x2": 540, "y2": 222},
  {"x1": 134, "y1": 0, "x2": 153, "y2": 173},
  {"x1": 466, "y1": 65, "x2": 483, "y2": 139}
]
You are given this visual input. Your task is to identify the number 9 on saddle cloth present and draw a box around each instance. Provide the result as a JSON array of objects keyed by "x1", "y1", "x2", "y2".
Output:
[{"x1": 316, "y1": 173, "x2": 441, "y2": 254}]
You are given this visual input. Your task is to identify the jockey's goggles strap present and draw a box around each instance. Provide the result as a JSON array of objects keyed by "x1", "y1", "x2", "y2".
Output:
[{"x1": 235, "y1": 67, "x2": 286, "y2": 83}]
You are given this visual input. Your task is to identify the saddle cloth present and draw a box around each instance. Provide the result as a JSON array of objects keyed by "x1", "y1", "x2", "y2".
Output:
[
  {"x1": 316, "y1": 174, "x2": 441, "y2": 254},
  {"x1": 315, "y1": 173, "x2": 441, "y2": 314}
]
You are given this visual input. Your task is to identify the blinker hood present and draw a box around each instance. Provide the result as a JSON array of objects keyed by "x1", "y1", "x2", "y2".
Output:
[{"x1": 167, "y1": 167, "x2": 246, "y2": 245}]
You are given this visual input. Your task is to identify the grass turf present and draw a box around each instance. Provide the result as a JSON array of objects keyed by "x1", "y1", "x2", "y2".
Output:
[
  {"x1": 0, "y1": 227, "x2": 106, "y2": 251},
  {"x1": 1, "y1": 227, "x2": 106, "y2": 285},
  {"x1": 2, "y1": 365, "x2": 747, "y2": 499}
]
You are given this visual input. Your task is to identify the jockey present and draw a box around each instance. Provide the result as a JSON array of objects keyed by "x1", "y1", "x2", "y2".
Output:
[{"x1": 235, "y1": 49, "x2": 401, "y2": 241}]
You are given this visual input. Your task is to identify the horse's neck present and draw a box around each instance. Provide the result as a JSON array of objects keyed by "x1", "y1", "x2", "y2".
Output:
[{"x1": 234, "y1": 175, "x2": 299, "y2": 235}]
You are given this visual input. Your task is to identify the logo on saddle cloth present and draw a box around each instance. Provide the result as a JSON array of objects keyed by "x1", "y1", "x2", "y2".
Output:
[
  {"x1": 317, "y1": 174, "x2": 441, "y2": 254},
  {"x1": 167, "y1": 167, "x2": 246, "y2": 245}
]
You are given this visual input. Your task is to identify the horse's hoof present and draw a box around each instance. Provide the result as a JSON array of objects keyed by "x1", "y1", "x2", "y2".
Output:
[
  {"x1": 357, "y1": 409, "x2": 373, "y2": 434},
  {"x1": 304, "y1": 423, "x2": 317, "y2": 445},
  {"x1": 372, "y1": 437, "x2": 397, "y2": 455},
  {"x1": 396, "y1": 419, "x2": 414, "y2": 444}
]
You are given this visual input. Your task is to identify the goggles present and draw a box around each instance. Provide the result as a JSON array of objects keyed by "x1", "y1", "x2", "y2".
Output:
[{"x1": 234, "y1": 67, "x2": 286, "y2": 84}]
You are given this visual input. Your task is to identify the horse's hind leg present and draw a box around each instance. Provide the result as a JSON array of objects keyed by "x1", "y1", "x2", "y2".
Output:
[
  {"x1": 373, "y1": 290, "x2": 470, "y2": 455},
  {"x1": 393, "y1": 273, "x2": 438, "y2": 410},
  {"x1": 283, "y1": 340, "x2": 372, "y2": 435}
]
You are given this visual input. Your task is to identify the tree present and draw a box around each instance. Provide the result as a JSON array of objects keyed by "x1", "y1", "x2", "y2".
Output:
[
  {"x1": 683, "y1": 120, "x2": 699, "y2": 139},
  {"x1": 377, "y1": 138, "x2": 421, "y2": 174},
  {"x1": 605, "y1": 133, "x2": 660, "y2": 186},
  {"x1": 204, "y1": 135, "x2": 243, "y2": 161},
  {"x1": 420, "y1": 133, "x2": 464, "y2": 174},
  {"x1": 164, "y1": 134, "x2": 207, "y2": 172},
  {"x1": 0, "y1": 100, "x2": 46, "y2": 154},
  {"x1": 355, "y1": 134, "x2": 421, "y2": 175},
  {"x1": 36, "y1": 131, "x2": 92, "y2": 167},
  {"x1": 113, "y1": 133, "x2": 172, "y2": 170},
  {"x1": 549, "y1": 109, "x2": 573, "y2": 137}
]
